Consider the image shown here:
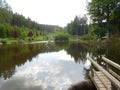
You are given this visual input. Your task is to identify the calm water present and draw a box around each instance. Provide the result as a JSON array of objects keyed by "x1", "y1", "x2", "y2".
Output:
[
  {"x1": 0, "y1": 42, "x2": 90, "y2": 90},
  {"x1": 0, "y1": 41, "x2": 119, "y2": 90}
]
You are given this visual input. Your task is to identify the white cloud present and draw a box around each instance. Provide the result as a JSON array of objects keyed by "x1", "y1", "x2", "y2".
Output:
[
  {"x1": 6, "y1": 0, "x2": 88, "y2": 27},
  {"x1": 0, "y1": 50, "x2": 86, "y2": 90}
]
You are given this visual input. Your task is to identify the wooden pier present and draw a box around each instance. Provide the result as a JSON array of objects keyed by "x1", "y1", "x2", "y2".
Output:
[{"x1": 88, "y1": 56, "x2": 120, "y2": 90}]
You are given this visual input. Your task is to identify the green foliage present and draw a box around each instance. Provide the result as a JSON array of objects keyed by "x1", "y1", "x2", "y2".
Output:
[
  {"x1": 5, "y1": 23, "x2": 13, "y2": 37},
  {"x1": 80, "y1": 34, "x2": 96, "y2": 42},
  {"x1": 66, "y1": 15, "x2": 88, "y2": 36},
  {"x1": 55, "y1": 33, "x2": 69, "y2": 42},
  {"x1": 0, "y1": 0, "x2": 11, "y2": 10},
  {"x1": 0, "y1": 24, "x2": 7, "y2": 38},
  {"x1": 87, "y1": 0, "x2": 120, "y2": 36},
  {"x1": 0, "y1": 38, "x2": 19, "y2": 44},
  {"x1": 0, "y1": 0, "x2": 62, "y2": 43},
  {"x1": 94, "y1": 26, "x2": 107, "y2": 38}
]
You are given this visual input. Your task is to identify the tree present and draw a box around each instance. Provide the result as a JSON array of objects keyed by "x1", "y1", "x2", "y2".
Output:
[
  {"x1": 36, "y1": 31, "x2": 39, "y2": 37},
  {"x1": 0, "y1": 0, "x2": 63, "y2": 40},
  {"x1": 28, "y1": 31, "x2": 33, "y2": 37},
  {"x1": 5, "y1": 23, "x2": 13, "y2": 37},
  {"x1": 0, "y1": 0, "x2": 12, "y2": 10},
  {"x1": 87, "y1": 0, "x2": 120, "y2": 36},
  {"x1": 82, "y1": 15, "x2": 88, "y2": 34},
  {"x1": 109, "y1": 2, "x2": 120, "y2": 34},
  {"x1": 13, "y1": 26, "x2": 19, "y2": 38},
  {"x1": 66, "y1": 15, "x2": 88, "y2": 36},
  {"x1": 0, "y1": 24, "x2": 8, "y2": 38},
  {"x1": 73, "y1": 16, "x2": 80, "y2": 35}
]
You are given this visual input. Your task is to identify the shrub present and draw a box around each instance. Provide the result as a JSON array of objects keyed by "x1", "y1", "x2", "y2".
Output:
[
  {"x1": 80, "y1": 34, "x2": 96, "y2": 41},
  {"x1": 55, "y1": 33, "x2": 69, "y2": 42}
]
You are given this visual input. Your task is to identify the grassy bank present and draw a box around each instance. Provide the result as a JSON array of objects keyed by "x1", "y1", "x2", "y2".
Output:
[
  {"x1": 0, "y1": 38, "x2": 19, "y2": 44},
  {"x1": 0, "y1": 36, "x2": 50, "y2": 44},
  {"x1": 69, "y1": 35, "x2": 97, "y2": 46}
]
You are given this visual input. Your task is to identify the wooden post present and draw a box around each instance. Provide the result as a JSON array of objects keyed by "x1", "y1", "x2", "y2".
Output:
[
  {"x1": 105, "y1": 62, "x2": 109, "y2": 71},
  {"x1": 111, "y1": 82, "x2": 119, "y2": 90},
  {"x1": 91, "y1": 64, "x2": 94, "y2": 77}
]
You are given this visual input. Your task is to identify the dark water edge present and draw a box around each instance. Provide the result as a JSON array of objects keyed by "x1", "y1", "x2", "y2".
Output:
[{"x1": 67, "y1": 79, "x2": 96, "y2": 90}]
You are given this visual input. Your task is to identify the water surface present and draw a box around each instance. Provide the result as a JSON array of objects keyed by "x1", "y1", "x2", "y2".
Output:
[
  {"x1": 0, "y1": 42, "x2": 89, "y2": 90},
  {"x1": 0, "y1": 41, "x2": 119, "y2": 90}
]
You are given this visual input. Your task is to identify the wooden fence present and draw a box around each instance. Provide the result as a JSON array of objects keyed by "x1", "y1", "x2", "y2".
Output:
[{"x1": 88, "y1": 56, "x2": 120, "y2": 90}]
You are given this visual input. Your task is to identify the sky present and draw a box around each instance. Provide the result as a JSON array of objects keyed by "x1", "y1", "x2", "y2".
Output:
[{"x1": 6, "y1": 0, "x2": 88, "y2": 27}]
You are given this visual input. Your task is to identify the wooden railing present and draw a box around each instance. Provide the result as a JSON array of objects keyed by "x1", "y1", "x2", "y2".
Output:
[{"x1": 88, "y1": 56, "x2": 120, "y2": 90}]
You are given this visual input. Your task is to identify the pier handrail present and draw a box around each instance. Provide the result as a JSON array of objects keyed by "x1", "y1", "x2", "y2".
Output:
[
  {"x1": 102, "y1": 56, "x2": 120, "y2": 70},
  {"x1": 101, "y1": 56, "x2": 120, "y2": 81},
  {"x1": 88, "y1": 57, "x2": 120, "y2": 90}
]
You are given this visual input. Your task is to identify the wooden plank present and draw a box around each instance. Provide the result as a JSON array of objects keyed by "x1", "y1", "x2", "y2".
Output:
[
  {"x1": 89, "y1": 71, "x2": 111, "y2": 90},
  {"x1": 88, "y1": 57, "x2": 120, "y2": 89},
  {"x1": 89, "y1": 72, "x2": 100, "y2": 90},
  {"x1": 94, "y1": 71, "x2": 111, "y2": 90},
  {"x1": 99, "y1": 88, "x2": 108, "y2": 90}
]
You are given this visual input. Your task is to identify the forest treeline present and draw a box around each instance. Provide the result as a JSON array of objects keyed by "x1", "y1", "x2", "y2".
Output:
[
  {"x1": 0, "y1": 0, "x2": 60, "y2": 40},
  {"x1": 0, "y1": 0, "x2": 120, "y2": 43},
  {"x1": 65, "y1": 15, "x2": 88, "y2": 36},
  {"x1": 65, "y1": 0, "x2": 120, "y2": 39}
]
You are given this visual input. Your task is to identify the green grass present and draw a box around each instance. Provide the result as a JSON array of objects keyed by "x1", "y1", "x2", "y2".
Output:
[
  {"x1": 0, "y1": 33, "x2": 55, "y2": 44},
  {"x1": 69, "y1": 34, "x2": 97, "y2": 44},
  {"x1": 0, "y1": 38, "x2": 19, "y2": 44}
]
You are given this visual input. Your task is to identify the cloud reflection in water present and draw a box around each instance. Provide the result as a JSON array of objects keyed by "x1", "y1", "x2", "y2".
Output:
[{"x1": 0, "y1": 50, "x2": 86, "y2": 90}]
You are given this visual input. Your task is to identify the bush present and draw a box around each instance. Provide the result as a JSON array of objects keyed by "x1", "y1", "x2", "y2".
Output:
[
  {"x1": 80, "y1": 34, "x2": 96, "y2": 41},
  {"x1": 55, "y1": 33, "x2": 69, "y2": 42}
]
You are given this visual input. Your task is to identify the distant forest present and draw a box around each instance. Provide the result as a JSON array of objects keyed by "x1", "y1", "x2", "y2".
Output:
[
  {"x1": 0, "y1": 0, "x2": 61, "y2": 39},
  {"x1": 1, "y1": 0, "x2": 120, "y2": 40}
]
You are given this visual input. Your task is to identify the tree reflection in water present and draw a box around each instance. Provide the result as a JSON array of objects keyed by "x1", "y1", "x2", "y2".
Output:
[
  {"x1": 0, "y1": 42, "x2": 88, "y2": 90},
  {"x1": 0, "y1": 43, "x2": 52, "y2": 79},
  {"x1": 0, "y1": 41, "x2": 119, "y2": 86}
]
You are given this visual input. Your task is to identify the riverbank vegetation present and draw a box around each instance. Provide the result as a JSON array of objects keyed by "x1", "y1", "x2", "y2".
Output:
[
  {"x1": 55, "y1": 32, "x2": 69, "y2": 42},
  {"x1": 65, "y1": 0, "x2": 120, "y2": 45},
  {"x1": 0, "y1": 0, "x2": 61, "y2": 44},
  {"x1": 0, "y1": 0, "x2": 120, "y2": 45}
]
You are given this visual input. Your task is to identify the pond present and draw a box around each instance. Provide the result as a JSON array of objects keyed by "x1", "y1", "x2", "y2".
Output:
[
  {"x1": 0, "y1": 42, "x2": 90, "y2": 90},
  {"x1": 0, "y1": 41, "x2": 119, "y2": 90}
]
